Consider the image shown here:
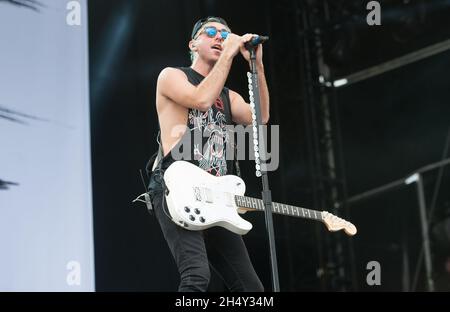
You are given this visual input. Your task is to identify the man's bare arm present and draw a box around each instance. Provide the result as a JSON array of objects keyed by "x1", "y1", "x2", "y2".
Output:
[
  {"x1": 157, "y1": 55, "x2": 233, "y2": 111},
  {"x1": 157, "y1": 33, "x2": 256, "y2": 111}
]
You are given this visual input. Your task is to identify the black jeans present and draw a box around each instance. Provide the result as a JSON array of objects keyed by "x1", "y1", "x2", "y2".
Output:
[{"x1": 148, "y1": 171, "x2": 264, "y2": 292}]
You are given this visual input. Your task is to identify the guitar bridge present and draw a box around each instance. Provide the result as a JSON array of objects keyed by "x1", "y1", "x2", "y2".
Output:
[{"x1": 193, "y1": 187, "x2": 202, "y2": 202}]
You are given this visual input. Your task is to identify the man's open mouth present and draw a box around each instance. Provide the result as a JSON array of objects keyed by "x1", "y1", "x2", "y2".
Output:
[{"x1": 211, "y1": 44, "x2": 222, "y2": 51}]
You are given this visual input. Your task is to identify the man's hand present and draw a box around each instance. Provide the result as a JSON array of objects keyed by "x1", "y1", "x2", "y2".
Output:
[
  {"x1": 222, "y1": 33, "x2": 244, "y2": 58},
  {"x1": 239, "y1": 34, "x2": 263, "y2": 67},
  {"x1": 222, "y1": 33, "x2": 259, "y2": 61}
]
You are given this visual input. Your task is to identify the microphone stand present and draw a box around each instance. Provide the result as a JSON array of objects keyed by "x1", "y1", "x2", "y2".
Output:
[{"x1": 247, "y1": 46, "x2": 280, "y2": 292}]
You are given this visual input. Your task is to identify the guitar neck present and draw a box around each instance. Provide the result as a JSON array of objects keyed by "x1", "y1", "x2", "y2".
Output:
[{"x1": 235, "y1": 195, "x2": 323, "y2": 221}]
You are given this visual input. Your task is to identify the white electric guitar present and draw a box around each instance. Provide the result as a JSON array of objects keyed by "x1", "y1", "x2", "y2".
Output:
[{"x1": 163, "y1": 161, "x2": 357, "y2": 236}]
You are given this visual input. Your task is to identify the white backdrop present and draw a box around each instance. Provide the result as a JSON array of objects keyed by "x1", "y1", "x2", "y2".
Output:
[{"x1": 0, "y1": 0, "x2": 94, "y2": 291}]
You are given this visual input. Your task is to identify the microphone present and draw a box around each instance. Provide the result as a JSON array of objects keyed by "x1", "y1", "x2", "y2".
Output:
[{"x1": 245, "y1": 35, "x2": 269, "y2": 49}]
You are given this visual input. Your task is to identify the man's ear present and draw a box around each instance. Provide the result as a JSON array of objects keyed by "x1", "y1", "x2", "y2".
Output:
[{"x1": 189, "y1": 40, "x2": 197, "y2": 51}]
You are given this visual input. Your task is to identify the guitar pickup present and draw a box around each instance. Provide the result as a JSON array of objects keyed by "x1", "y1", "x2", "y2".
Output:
[
  {"x1": 204, "y1": 188, "x2": 214, "y2": 203},
  {"x1": 197, "y1": 186, "x2": 214, "y2": 203}
]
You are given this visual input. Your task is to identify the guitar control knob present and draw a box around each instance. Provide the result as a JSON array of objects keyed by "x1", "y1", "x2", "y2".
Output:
[
  {"x1": 199, "y1": 217, "x2": 205, "y2": 223},
  {"x1": 189, "y1": 215, "x2": 196, "y2": 221},
  {"x1": 184, "y1": 207, "x2": 191, "y2": 213},
  {"x1": 194, "y1": 208, "x2": 201, "y2": 215}
]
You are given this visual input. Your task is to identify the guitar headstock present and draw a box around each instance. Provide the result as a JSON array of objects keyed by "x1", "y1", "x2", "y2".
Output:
[{"x1": 322, "y1": 211, "x2": 357, "y2": 236}]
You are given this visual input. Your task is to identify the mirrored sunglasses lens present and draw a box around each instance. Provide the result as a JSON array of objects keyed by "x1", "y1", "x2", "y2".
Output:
[
  {"x1": 205, "y1": 27, "x2": 217, "y2": 37},
  {"x1": 221, "y1": 31, "x2": 229, "y2": 39}
]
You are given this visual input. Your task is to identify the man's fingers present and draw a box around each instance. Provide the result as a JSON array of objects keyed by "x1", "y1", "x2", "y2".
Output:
[{"x1": 242, "y1": 33, "x2": 256, "y2": 43}]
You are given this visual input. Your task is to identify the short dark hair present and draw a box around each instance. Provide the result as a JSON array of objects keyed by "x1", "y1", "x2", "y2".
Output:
[{"x1": 191, "y1": 16, "x2": 230, "y2": 39}]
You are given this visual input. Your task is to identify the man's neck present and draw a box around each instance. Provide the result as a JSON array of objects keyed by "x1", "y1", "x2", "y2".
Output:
[{"x1": 190, "y1": 59, "x2": 214, "y2": 77}]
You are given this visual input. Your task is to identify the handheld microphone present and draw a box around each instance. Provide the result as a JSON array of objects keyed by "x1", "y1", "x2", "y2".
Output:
[{"x1": 245, "y1": 35, "x2": 269, "y2": 49}]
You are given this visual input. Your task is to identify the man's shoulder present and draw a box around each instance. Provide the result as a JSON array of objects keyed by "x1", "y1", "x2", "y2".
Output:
[
  {"x1": 158, "y1": 66, "x2": 184, "y2": 77},
  {"x1": 157, "y1": 67, "x2": 188, "y2": 86}
]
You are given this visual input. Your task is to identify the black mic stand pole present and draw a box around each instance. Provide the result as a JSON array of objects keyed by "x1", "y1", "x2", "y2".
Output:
[{"x1": 247, "y1": 46, "x2": 280, "y2": 292}]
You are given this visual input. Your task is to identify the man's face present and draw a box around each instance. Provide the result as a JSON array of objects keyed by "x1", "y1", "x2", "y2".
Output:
[{"x1": 190, "y1": 22, "x2": 230, "y2": 63}]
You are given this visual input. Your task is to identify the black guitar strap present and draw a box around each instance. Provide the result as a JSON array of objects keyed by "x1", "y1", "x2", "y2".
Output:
[
  {"x1": 150, "y1": 131, "x2": 173, "y2": 219},
  {"x1": 139, "y1": 131, "x2": 171, "y2": 217}
]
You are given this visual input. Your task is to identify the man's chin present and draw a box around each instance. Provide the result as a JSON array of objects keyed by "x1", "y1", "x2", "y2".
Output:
[{"x1": 207, "y1": 55, "x2": 220, "y2": 65}]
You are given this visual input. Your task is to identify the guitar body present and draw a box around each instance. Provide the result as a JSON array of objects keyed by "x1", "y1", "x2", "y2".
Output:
[
  {"x1": 164, "y1": 161, "x2": 253, "y2": 235},
  {"x1": 163, "y1": 161, "x2": 357, "y2": 236}
]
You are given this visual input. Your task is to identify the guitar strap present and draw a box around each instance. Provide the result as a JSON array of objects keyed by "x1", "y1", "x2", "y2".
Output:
[
  {"x1": 139, "y1": 130, "x2": 172, "y2": 218},
  {"x1": 222, "y1": 88, "x2": 240, "y2": 177},
  {"x1": 145, "y1": 130, "x2": 164, "y2": 176},
  {"x1": 152, "y1": 131, "x2": 173, "y2": 219}
]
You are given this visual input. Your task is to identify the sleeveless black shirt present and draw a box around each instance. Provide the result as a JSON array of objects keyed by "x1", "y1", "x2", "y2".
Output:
[{"x1": 158, "y1": 67, "x2": 235, "y2": 177}]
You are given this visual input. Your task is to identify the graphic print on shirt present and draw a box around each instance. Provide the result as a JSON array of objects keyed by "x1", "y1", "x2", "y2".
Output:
[{"x1": 189, "y1": 97, "x2": 229, "y2": 176}]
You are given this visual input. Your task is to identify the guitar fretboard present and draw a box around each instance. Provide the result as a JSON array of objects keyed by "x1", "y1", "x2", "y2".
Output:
[{"x1": 234, "y1": 195, "x2": 323, "y2": 221}]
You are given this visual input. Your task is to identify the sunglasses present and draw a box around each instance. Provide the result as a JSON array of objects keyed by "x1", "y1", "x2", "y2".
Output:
[{"x1": 199, "y1": 26, "x2": 229, "y2": 40}]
